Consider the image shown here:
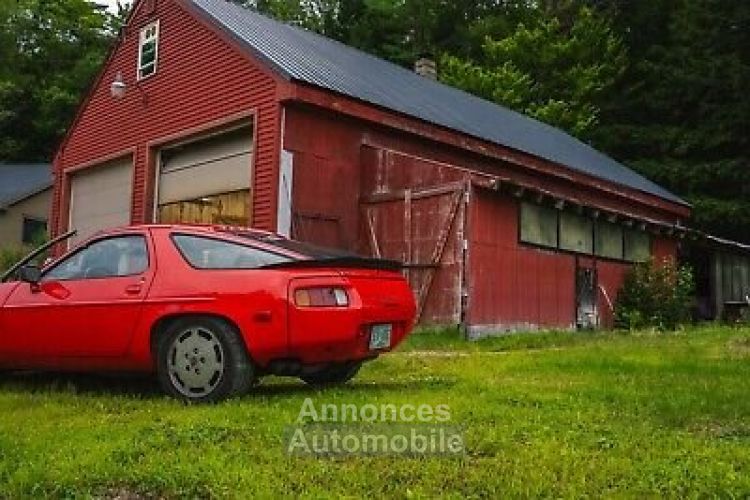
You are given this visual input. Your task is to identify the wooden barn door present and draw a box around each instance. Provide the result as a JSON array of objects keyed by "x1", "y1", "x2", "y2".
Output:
[{"x1": 361, "y1": 183, "x2": 467, "y2": 325}]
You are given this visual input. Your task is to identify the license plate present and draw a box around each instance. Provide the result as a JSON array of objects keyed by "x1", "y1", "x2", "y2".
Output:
[{"x1": 369, "y1": 324, "x2": 393, "y2": 350}]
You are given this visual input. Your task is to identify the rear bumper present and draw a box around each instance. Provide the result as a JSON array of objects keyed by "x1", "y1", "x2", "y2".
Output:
[{"x1": 285, "y1": 274, "x2": 416, "y2": 365}]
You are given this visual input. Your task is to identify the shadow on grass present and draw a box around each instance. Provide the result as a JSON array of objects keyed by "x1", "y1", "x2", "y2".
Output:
[
  {"x1": 251, "y1": 379, "x2": 428, "y2": 398},
  {"x1": 0, "y1": 371, "x2": 431, "y2": 400},
  {"x1": 0, "y1": 370, "x2": 163, "y2": 398}
]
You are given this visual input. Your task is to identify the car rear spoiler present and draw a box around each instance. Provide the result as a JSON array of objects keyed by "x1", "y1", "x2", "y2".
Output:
[{"x1": 262, "y1": 256, "x2": 403, "y2": 272}]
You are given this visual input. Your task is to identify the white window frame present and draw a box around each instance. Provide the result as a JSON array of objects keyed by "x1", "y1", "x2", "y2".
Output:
[{"x1": 137, "y1": 20, "x2": 160, "y2": 80}]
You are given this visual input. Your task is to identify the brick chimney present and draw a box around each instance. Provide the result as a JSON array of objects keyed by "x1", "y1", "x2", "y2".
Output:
[{"x1": 415, "y1": 57, "x2": 437, "y2": 80}]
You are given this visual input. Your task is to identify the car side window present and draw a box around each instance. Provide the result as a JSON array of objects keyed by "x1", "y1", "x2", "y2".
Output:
[
  {"x1": 172, "y1": 234, "x2": 292, "y2": 269},
  {"x1": 44, "y1": 235, "x2": 149, "y2": 281}
]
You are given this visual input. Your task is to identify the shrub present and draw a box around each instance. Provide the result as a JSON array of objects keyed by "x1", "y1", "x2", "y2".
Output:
[
  {"x1": 0, "y1": 246, "x2": 28, "y2": 274},
  {"x1": 614, "y1": 258, "x2": 695, "y2": 331}
]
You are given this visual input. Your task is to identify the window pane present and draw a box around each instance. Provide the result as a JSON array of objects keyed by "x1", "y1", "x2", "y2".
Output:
[
  {"x1": 560, "y1": 212, "x2": 593, "y2": 254},
  {"x1": 22, "y1": 217, "x2": 47, "y2": 245},
  {"x1": 624, "y1": 229, "x2": 650, "y2": 262},
  {"x1": 140, "y1": 41, "x2": 156, "y2": 69},
  {"x1": 172, "y1": 234, "x2": 293, "y2": 269},
  {"x1": 45, "y1": 236, "x2": 148, "y2": 281},
  {"x1": 520, "y1": 202, "x2": 558, "y2": 248},
  {"x1": 595, "y1": 221, "x2": 623, "y2": 260}
]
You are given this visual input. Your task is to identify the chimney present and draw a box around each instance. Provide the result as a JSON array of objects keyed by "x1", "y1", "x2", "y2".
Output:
[{"x1": 415, "y1": 57, "x2": 437, "y2": 80}]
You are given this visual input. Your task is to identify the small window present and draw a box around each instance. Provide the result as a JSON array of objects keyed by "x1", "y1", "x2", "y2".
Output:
[
  {"x1": 138, "y1": 21, "x2": 159, "y2": 79},
  {"x1": 520, "y1": 202, "x2": 558, "y2": 248},
  {"x1": 624, "y1": 229, "x2": 651, "y2": 262},
  {"x1": 595, "y1": 221, "x2": 624, "y2": 260},
  {"x1": 172, "y1": 234, "x2": 293, "y2": 269},
  {"x1": 22, "y1": 217, "x2": 47, "y2": 245},
  {"x1": 560, "y1": 212, "x2": 593, "y2": 254},
  {"x1": 44, "y1": 235, "x2": 149, "y2": 281}
]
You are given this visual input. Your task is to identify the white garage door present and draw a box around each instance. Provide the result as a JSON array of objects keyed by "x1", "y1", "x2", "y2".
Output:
[
  {"x1": 158, "y1": 127, "x2": 253, "y2": 209},
  {"x1": 69, "y1": 158, "x2": 133, "y2": 244}
]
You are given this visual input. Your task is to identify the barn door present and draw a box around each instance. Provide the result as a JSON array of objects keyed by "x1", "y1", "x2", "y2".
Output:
[
  {"x1": 576, "y1": 264, "x2": 599, "y2": 329},
  {"x1": 362, "y1": 182, "x2": 467, "y2": 325}
]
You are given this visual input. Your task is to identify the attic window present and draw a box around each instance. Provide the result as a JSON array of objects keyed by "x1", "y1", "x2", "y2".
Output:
[{"x1": 138, "y1": 21, "x2": 159, "y2": 80}]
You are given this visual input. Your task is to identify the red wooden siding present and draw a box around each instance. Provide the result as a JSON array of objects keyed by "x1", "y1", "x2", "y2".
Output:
[
  {"x1": 282, "y1": 104, "x2": 683, "y2": 331},
  {"x1": 52, "y1": 0, "x2": 282, "y2": 235},
  {"x1": 467, "y1": 190, "x2": 577, "y2": 331}
]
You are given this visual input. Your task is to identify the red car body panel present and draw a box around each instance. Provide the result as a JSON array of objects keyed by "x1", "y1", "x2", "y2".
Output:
[{"x1": 0, "y1": 226, "x2": 417, "y2": 373}]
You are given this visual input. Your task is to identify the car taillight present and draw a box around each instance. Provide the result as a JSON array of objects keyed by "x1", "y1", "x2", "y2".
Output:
[{"x1": 294, "y1": 287, "x2": 350, "y2": 307}]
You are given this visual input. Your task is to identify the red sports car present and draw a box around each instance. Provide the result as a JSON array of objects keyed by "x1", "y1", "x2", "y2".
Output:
[{"x1": 0, "y1": 225, "x2": 416, "y2": 402}]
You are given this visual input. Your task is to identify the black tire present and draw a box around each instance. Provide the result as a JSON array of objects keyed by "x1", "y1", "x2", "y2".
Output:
[
  {"x1": 156, "y1": 316, "x2": 254, "y2": 403},
  {"x1": 301, "y1": 361, "x2": 362, "y2": 387}
]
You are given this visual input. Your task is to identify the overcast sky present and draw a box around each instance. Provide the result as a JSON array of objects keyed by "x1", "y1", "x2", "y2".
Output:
[{"x1": 92, "y1": 0, "x2": 132, "y2": 13}]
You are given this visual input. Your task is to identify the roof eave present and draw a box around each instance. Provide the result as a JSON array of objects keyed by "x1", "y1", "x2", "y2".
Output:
[
  {"x1": 281, "y1": 82, "x2": 692, "y2": 220},
  {"x1": 1, "y1": 182, "x2": 53, "y2": 210}
]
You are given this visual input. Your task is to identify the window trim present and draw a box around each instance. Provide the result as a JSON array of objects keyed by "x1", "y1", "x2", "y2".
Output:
[
  {"x1": 170, "y1": 233, "x2": 294, "y2": 271},
  {"x1": 42, "y1": 234, "x2": 151, "y2": 282},
  {"x1": 137, "y1": 20, "x2": 160, "y2": 81}
]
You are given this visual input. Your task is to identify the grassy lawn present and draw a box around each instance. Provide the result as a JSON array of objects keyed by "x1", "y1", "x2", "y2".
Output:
[{"x1": 1, "y1": 326, "x2": 750, "y2": 498}]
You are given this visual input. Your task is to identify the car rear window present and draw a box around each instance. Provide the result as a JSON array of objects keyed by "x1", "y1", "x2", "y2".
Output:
[
  {"x1": 225, "y1": 230, "x2": 355, "y2": 259},
  {"x1": 172, "y1": 234, "x2": 293, "y2": 269}
]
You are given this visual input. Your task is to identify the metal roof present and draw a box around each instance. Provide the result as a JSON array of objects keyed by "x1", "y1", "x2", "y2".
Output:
[
  {"x1": 190, "y1": 0, "x2": 686, "y2": 206},
  {"x1": 0, "y1": 163, "x2": 52, "y2": 210}
]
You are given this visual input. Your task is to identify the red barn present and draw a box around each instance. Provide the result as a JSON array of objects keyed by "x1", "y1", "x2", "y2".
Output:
[{"x1": 52, "y1": 0, "x2": 691, "y2": 335}]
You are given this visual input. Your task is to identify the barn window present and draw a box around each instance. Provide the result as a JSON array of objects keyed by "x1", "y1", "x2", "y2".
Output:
[
  {"x1": 520, "y1": 202, "x2": 558, "y2": 248},
  {"x1": 624, "y1": 229, "x2": 651, "y2": 262},
  {"x1": 595, "y1": 221, "x2": 624, "y2": 259},
  {"x1": 138, "y1": 21, "x2": 159, "y2": 79},
  {"x1": 560, "y1": 212, "x2": 593, "y2": 254}
]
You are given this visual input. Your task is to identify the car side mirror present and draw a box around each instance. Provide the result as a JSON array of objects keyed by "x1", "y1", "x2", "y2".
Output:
[{"x1": 18, "y1": 265, "x2": 42, "y2": 285}]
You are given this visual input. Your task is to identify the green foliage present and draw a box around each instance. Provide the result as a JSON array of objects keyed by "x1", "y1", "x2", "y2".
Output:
[
  {"x1": 0, "y1": 0, "x2": 122, "y2": 161},
  {"x1": 440, "y1": 5, "x2": 626, "y2": 139},
  {"x1": 594, "y1": 0, "x2": 750, "y2": 243},
  {"x1": 0, "y1": 247, "x2": 27, "y2": 274},
  {"x1": 615, "y1": 258, "x2": 695, "y2": 331}
]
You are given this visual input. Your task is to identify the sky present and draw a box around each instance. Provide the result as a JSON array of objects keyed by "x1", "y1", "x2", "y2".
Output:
[{"x1": 92, "y1": 0, "x2": 132, "y2": 13}]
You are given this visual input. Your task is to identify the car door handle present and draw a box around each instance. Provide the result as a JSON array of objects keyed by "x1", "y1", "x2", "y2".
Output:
[{"x1": 125, "y1": 277, "x2": 147, "y2": 295}]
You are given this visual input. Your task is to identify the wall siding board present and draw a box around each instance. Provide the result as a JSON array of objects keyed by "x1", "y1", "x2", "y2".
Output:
[{"x1": 53, "y1": 0, "x2": 281, "y2": 234}]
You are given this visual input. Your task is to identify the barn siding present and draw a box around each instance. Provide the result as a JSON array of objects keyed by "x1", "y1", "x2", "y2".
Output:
[
  {"x1": 52, "y1": 0, "x2": 282, "y2": 235},
  {"x1": 282, "y1": 104, "x2": 683, "y2": 331}
]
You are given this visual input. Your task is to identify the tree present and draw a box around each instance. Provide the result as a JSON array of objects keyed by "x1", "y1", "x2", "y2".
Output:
[
  {"x1": 0, "y1": 0, "x2": 121, "y2": 162},
  {"x1": 439, "y1": 4, "x2": 626, "y2": 140},
  {"x1": 594, "y1": 0, "x2": 750, "y2": 243}
]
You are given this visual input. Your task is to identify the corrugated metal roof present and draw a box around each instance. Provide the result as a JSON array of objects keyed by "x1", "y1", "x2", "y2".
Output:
[
  {"x1": 0, "y1": 163, "x2": 52, "y2": 210},
  {"x1": 190, "y1": 0, "x2": 686, "y2": 206}
]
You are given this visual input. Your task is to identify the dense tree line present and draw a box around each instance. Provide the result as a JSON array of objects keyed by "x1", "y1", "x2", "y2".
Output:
[{"x1": 0, "y1": 0, "x2": 747, "y2": 242}]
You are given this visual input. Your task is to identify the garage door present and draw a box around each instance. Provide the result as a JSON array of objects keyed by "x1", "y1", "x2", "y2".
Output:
[
  {"x1": 157, "y1": 127, "x2": 253, "y2": 226},
  {"x1": 69, "y1": 158, "x2": 133, "y2": 244}
]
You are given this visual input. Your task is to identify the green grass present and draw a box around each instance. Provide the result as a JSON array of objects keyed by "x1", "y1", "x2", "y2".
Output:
[{"x1": 2, "y1": 325, "x2": 750, "y2": 498}]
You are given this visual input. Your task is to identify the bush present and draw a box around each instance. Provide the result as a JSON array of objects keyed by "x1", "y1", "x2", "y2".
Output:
[
  {"x1": 614, "y1": 258, "x2": 695, "y2": 331},
  {"x1": 0, "y1": 246, "x2": 28, "y2": 274}
]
